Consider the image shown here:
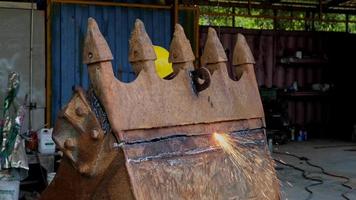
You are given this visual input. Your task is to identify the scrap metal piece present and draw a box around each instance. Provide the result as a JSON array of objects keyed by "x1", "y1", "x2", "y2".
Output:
[
  {"x1": 0, "y1": 72, "x2": 29, "y2": 181},
  {"x1": 54, "y1": 88, "x2": 106, "y2": 176}
]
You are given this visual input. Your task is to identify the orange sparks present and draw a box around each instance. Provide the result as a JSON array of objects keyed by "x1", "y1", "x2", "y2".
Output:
[
  {"x1": 213, "y1": 132, "x2": 246, "y2": 170},
  {"x1": 213, "y1": 132, "x2": 279, "y2": 199}
]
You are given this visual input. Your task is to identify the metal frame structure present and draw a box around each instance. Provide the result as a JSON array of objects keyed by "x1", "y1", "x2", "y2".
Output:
[{"x1": 198, "y1": 0, "x2": 356, "y2": 14}]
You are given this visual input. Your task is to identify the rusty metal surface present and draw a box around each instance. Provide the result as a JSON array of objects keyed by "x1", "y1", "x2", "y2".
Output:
[
  {"x1": 83, "y1": 19, "x2": 264, "y2": 135},
  {"x1": 41, "y1": 17, "x2": 279, "y2": 200},
  {"x1": 125, "y1": 133, "x2": 278, "y2": 200},
  {"x1": 41, "y1": 89, "x2": 135, "y2": 200}
]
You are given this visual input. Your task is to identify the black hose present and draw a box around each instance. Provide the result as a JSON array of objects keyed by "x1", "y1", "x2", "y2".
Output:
[
  {"x1": 314, "y1": 144, "x2": 356, "y2": 149},
  {"x1": 274, "y1": 151, "x2": 353, "y2": 200},
  {"x1": 273, "y1": 158, "x2": 323, "y2": 200}
]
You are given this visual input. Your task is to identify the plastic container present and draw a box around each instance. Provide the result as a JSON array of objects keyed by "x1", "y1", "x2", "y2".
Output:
[
  {"x1": 47, "y1": 172, "x2": 56, "y2": 185},
  {"x1": 0, "y1": 180, "x2": 19, "y2": 200},
  {"x1": 303, "y1": 131, "x2": 308, "y2": 141},
  {"x1": 297, "y1": 130, "x2": 303, "y2": 141},
  {"x1": 268, "y1": 138, "x2": 273, "y2": 152},
  {"x1": 290, "y1": 128, "x2": 295, "y2": 141},
  {"x1": 38, "y1": 128, "x2": 55, "y2": 154}
]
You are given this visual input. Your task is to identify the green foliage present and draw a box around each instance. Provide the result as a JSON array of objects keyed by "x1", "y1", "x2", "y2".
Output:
[
  {"x1": 314, "y1": 21, "x2": 346, "y2": 32},
  {"x1": 199, "y1": 6, "x2": 233, "y2": 27},
  {"x1": 275, "y1": 11, "x2": 305, "y2": 30},
  {"x1": 277, "y1": 20, "x2": 305, "y2": 31},
  {"x1": 349, "y1": 15, "x2": 356, "y2": 33},
  {"x1": 314, "y1": 13, "x2": 346, "y2": 32},
  {"x1": 235, "y1": 8, "x2": 273, "y2": 29},
  {"x1": 350, "y1": 23, "x2": 356, "y2": 34},
  {"x1": 199, "y1": 6, "x2": 355, "y2": 34},
  {"x1": 200, "y1": 7, "x2": 274, "y2": 29},
  {"x1": 199, "y1": 15, "x2": 233, "y2": 27},
  {"x1": 234, "y1": 17, "x2": 273, "y2": 30}
]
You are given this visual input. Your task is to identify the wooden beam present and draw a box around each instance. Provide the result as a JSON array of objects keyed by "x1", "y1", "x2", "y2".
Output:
[
  {"x1": 324, "y1": 0, "x2": 351, "y2": 9},
  {"x1": 194, "y1": 6, "x2": 200, "y2": 64},
  {"x1": 51, "y1": 0, "x2": 196, "y2": 11},
  {"x1": 51, "y1": 0, "x2": 172, "y2": 9},
  {"x1": 319, "y1": 0, "x2": 322, "y2": 19}
]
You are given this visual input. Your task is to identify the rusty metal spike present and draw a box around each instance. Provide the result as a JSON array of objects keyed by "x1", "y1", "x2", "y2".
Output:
[
  {"x1": 233, "y1": 33, "x2": 255, "y2": 66},
  {"x1": 169, "y1": 24, "x2": 195, "y2": 64},
  {"x1": 129, "y1": 19, "x2": 157, "y2": 75},
  {"x1": 129, "y1": 19, "x2": 156, "y2": 63},
  {"x1": 83, "y1": 17, "x2": 113, "y2": 65},
  {"x1": 200, "y1": 28, "x2": 228, "y2": 74}
]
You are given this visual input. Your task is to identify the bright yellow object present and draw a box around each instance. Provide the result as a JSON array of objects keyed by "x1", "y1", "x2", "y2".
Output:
[{"x1": 153, "y1": 45, "x2": 173, "y2": 78}]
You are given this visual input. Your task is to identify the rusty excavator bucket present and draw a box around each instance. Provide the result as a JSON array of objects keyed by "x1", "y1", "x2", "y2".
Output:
[{"x1": 41, "y1": 18, "x2": 280, "y2": 200}]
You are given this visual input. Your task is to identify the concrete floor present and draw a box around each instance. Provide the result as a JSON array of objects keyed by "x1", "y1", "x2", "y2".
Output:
[{"x1": 273, "y1": 140, "x2": 356, "y2": 200}]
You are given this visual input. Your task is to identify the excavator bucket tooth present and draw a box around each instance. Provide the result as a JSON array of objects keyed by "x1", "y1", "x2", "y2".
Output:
[{"x1": 41, "y1": 18, "x2": 280, "y2": 200}]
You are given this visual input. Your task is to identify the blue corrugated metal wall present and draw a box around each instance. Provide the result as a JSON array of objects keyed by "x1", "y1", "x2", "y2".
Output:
[{"x1": 51, "y1": 3, "x2": 171, "y2": 122}]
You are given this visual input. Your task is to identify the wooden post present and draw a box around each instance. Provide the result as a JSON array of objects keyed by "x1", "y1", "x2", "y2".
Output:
[
  {"x1": 319, "y1": 0, "x2": 322, "y2": 20},
  {"x1": 346, "y1": 14, "x2": 349, "y2": 33},
  {"x1": 232, "y1": 6, "x2": 236, "y2": 27},
  {"x1": 305, "y1": 11, "x2": 310, "y2": 31},
  {"x1": 194, "y1": 6, "x2": 200, "y2": 67},
  {"x1": 172, "y1": 0, "x2": 179, "y2": 34}
]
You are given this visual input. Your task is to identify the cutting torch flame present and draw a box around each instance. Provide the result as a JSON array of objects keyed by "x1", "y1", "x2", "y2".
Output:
[
  {"x1": 213, "y1": 132, "x2": 243, "y2": 169},
  {"x1": 213, "y1": 132, "x2": 231, "y2": 148}
]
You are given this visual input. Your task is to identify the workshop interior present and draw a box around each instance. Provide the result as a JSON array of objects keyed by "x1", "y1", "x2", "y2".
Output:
[{"x1": 0, "y1": 0, "x2": 356, "y2": 199}]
